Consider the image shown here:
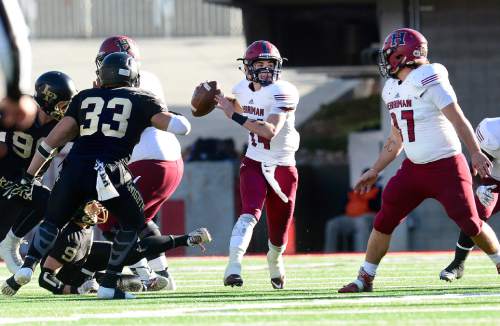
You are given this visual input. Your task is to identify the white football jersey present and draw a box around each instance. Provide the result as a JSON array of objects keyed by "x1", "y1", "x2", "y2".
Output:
[
  {"x1": 232, "y1": 79, "x2": 300, "y2": 166},
  {"x1": 129, "y1": 71, "x2": 182, "y2": 163},
  {"x1": 476, "y1": 117, "x2": 500, "y2": 181},
  {"x1": 382, "y1": 63, "x2": 461, "y2": 164}
]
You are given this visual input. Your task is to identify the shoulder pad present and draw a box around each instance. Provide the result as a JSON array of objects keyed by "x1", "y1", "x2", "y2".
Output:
[
  {"x1": 407, "y1": 63, "x2": 449, "y2": 89},
  {"x1": 232, "y1": 79, "x2": 250, "y2": 95},
  {"x1": 266, "y1": 80, "x2": 299, "y2": 107},
  {"x1": 382, "y1": 79, "x2": 399, "y2": 103}
]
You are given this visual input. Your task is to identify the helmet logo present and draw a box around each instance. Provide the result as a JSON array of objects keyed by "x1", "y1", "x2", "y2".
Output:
[
  {"x1": 117, "y1": 39, "x2": 130, "y2": 52},
  {"x1": 41, "y1": 84, "x2": 57, "y2": 103},
  {"x1": 391, "y1": 31, "x2": 406, "y2": 47}
]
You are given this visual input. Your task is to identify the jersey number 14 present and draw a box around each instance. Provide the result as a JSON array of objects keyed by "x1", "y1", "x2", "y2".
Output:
[{"x1": 391, "y1": 110, "x2": 415, "y2": 142}]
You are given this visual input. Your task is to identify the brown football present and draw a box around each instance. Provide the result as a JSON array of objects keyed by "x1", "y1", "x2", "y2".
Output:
[{"x1": 191, "y1": 81, "x2": 220, "y2": 117}]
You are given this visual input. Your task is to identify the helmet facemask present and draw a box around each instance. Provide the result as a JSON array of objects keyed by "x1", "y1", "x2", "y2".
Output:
[
  {"x1": 80, "y1": 200, "x2": 108, "y2": 226},
  {"x1": 242, "y1": 58, "x2": 282, "y2": 86}
]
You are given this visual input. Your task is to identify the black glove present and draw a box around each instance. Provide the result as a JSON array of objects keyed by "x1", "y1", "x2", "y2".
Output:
[{"x1": 1, "y1": 171, "x2": 35, "y2": 201}]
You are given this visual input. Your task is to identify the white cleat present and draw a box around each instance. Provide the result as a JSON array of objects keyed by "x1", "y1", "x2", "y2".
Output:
[
  {"x1": 267, "y1": 251, "x2": 286, "y2": 289},
  {"x1": 0, "y1": 236, "x2": 23, "y2": 274},
  {"x1": 14, "y1": 267, "x2": 33, "y2": 286},
  {"x1": 187, "y1": 228, "x2": 212, "y2": 251},
  {"x1": 97, "y1": 286, "x2": 135, "y2": 299}
]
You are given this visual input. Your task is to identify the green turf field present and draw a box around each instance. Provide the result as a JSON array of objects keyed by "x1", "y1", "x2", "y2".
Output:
[{"x1": 0, "y1": 252, "x2": 499, "y2": 325}]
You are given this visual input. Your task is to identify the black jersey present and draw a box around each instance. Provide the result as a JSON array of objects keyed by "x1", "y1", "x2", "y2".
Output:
[
  {"x1": 0, "y1": 117, "x2": 57, "y2": 177},
  {"x1": 48, "y1": 221, "x2": 93, "y2": 267},
  {"x1": 64, "y1": 87, "x2": 166, "y2": 162}
]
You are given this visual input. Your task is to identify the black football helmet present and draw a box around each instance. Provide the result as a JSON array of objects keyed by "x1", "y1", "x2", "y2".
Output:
[
  {"x1": 97, "y1": 52, "x2": 140, "y2": 88},
  {"x1": 34, "y1": 71, "x2": 77, "y2": 120}
]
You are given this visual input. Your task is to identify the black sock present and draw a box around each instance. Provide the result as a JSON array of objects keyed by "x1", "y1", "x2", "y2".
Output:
[
  {"x1": 21, "y1": 256, "x2": 39, "y2": 270},
  {"x1": 100, "y1": 271, "x2": 119, "y2": 289},
  {"x1": 125, "y1": 235, "x2": 188, "y2": 266},
  {"x1": 453, "y1": 231, "x2": 474, "y2": 264}
]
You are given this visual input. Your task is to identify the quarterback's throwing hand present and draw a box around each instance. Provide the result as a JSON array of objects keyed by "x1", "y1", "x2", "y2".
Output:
[
  {"x1": 354, "y1": 169, "x2": 378, "y2": 194},
  {"x1": 215, "y1": 94, "x2": 235, "y2": 119}
]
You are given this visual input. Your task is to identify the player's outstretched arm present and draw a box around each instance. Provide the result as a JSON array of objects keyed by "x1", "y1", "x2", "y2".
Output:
[
  {"x1": 442, "y1": 103, "x2": 492, "y2": 178},
  {"x1": 355, "y1": 126, "x2": 402, "y2": 194},
  {"x1": 27, "y1": 116, "x2": 78, "y2": 177},
  {"x1": 151, "y1": 112, "x2": 191, "y2": 135}
]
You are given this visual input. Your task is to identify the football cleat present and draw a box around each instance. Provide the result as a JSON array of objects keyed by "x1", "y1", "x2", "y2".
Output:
[
  {"x1": 497, "y1": 263, "x2": 500, "y2": 274},
  {"x1": 156, "y1": 270, "x2": 177, "y2": 291},
  {"x1": 270, "y1": 276, "x2": 285, "y2": 289},
  {"x1": 439, "y1": 262, "x2": 464, "y2": 282},
  {"x1": 187, "y1": 228, "x2": 212, "y2": 252},
  {"x1": 224, "y1": 274, "x2": 243, "y2": 287},
  {"x1": 0, "y1": 235, "x2": 24, "y2": 274},
  {"x1": 97, "y1": 286, "x2": 135, "y2": 299},
  {"x1": 338, "y1": 268, "x2": 374, "y2": 293},
  {"x1": 1, "y1": 276, "x2": 21, "y2": 296},
  {"x1": 144, "y1": 275, "x2": 169, "y2": 292}
]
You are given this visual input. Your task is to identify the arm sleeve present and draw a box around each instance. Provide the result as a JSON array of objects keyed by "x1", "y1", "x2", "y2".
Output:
[
  {"x1": 424, "y1": 82, "x2": 458, "y2": 110},
  {"x1": 0, "y1": 0, "x2": 31, "y2": 100}
]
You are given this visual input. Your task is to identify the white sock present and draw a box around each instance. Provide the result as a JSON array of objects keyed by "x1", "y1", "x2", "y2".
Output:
[
  {"x1": 267, "y1": 240, "x2": 286, "y2": 278},
  {"x1": 362, "y1": 261, "x2": 378, "y2": 276},
  {"x1": 225, "y1": 214, "x2": 257, "y2": 277},
  {"x1": 129, "y1": 258, "x2": 155, "y2": 281},
  {"x1": 488, "y1": 252, "x2": 500, "y2": 265},
  {"x1": 148, "y1": 255, "x2": 168, "y2": 272}
]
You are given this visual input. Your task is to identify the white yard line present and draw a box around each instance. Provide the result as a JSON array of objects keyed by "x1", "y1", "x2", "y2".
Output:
[{"x1": 1, "y1": 293, "x2": 500, "y2": 324}]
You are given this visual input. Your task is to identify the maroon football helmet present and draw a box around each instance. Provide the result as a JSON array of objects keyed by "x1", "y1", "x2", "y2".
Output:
[
  {"x1": 95, "y1": 35, "x2": 141, "y2": 68},
  {"x1": 379, "y1": 28, "x2": 428, "y2": 78},
  {"x1": 238, "y1": 40, "x2": 284, "y2": 86}
]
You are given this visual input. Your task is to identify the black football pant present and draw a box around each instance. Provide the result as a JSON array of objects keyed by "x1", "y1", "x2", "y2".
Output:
[{"x1": 24, "y1": 159, "x2": 144, "y2": 288}]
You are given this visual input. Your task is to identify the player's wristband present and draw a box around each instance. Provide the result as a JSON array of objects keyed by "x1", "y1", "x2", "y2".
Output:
[
  {"x1": 37, "y1": 141, "x2": 57, "y2": 160},
  {"x1": 231, "y1": 112, "x2": 248, "y2": 126}
]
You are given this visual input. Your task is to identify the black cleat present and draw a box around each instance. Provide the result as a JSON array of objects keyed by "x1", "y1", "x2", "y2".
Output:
[
  {"x1": 224, "y1": 274, "x2": 243, "y2": 287},
  {"x1": 270, "y1": 276, "x2": 285, "y2": 289},
  {"x1": 439, "y1": 262, "x2": 464, "y2": 282}
]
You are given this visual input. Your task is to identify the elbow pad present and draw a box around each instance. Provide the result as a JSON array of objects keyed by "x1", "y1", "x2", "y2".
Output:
[
  {"x1": 166, "y1": 114, "x2": 191, "y2": 135},
  {"x1": 39, "y1": 268, "x2": 65, "y2": 294}
]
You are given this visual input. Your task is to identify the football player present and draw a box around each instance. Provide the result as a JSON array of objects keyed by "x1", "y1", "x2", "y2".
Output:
[
  {"x1": 2, "y1": 52, "x2": 191, "y2": 299},
  {"x1": 216, "y1": 40, "x2": 300, "y2": 289},
  {"x1": 338, "y1": 28, "x2": 500, "y2": 293},
  {"x1": 94, "y1": 36, "x2": 186, "y2": 289},
  {"x1": 2, "y1": 199, "x2": 211, "y2": 296},
  {"x1": 0, "y1": 71, "x2": 77, "y2": 273},
  {"x1": 440, "y1": 117, "x2": 500, "y2": 281}
]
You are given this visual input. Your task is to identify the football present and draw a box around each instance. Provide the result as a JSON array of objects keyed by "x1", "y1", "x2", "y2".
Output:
[{"x1": 191, "y1": 81, "x2": 220, "y2": 117}]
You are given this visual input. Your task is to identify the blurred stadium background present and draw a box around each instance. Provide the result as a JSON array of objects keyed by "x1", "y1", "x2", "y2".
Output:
[{"x1": 14, "y1": 0, "x2": 500, "y2": 255}]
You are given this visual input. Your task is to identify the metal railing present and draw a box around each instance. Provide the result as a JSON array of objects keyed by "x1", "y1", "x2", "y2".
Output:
[{"x1": 19, "y1": 0, "x2": 242, "y2": 38}]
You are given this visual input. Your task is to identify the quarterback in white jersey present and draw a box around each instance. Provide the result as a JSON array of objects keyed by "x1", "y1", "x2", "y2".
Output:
[
  {"x1": 440, "y1": 117, "x2": 500, "y2": 282},
  {"x1": 339, "y1": 28, "x2": 500, "y2": 294},
  {"x1": 216, "y1": 40, "x2": 300, "y2": 289}
]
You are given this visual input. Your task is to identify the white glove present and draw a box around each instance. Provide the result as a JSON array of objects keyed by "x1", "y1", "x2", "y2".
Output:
[
  {"x1": 476, "y1": 185, "x2": 497, "y2": 207},
  {"x1": 77, "y1": 278, "x2": 99, "y2": 294}
]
